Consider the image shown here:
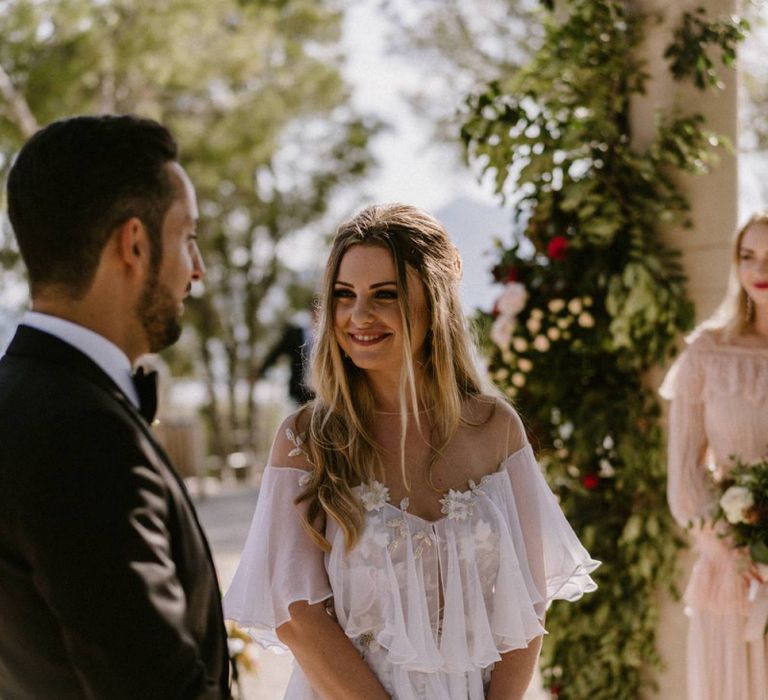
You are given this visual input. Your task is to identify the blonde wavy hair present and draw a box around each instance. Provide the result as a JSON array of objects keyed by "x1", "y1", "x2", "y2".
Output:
[
  {"x1": 296, "y1": 203, "x2": 495, "y2": 550},
  {"x1": 703, "y1": 211, "x2": 768, "y2": 340}
]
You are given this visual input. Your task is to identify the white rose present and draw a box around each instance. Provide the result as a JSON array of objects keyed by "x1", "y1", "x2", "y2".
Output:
[
  {"x1": 567, "y1": 298, "x2": 582, "y2": 314},
  {"x1": 533, "y1": 335, "x2": 551, "y2": 352},
  {"x1": 577, "y1": 311, "x2": 595, "y2": 328},
  {"x1": 547, "y1": 326, "x2": 561, "y2": 341},
  {"x1": 494, "y1": 368, "x2": 510, "y2": 381},
  {"x1": 512, "y1": 336, "x2": 529, "y2": 353},
  {"x1": 497, "y1": 282, "x2": 528, "y2": 317},
  {"x1": 557, "y1": 317, "x2": 570, "y2": 329},
  {"x1": 720, "y1": 486, "x2": 755, "y2": 525},
  {"x1": 490, "y1": 315, "x2": 515, "y2": 349},
  {"x1": 548, "y1": 298, "x2": 565, "y2": 313},
  {"x1": 583, "y1": 296, "x2": 593, "y2": 307},
  {"x1": 526, "y1": 317, "x2": 541, "y2": 334},
  {"x1": 511, "y1": 372, "x2": 526, "y2": 387}
]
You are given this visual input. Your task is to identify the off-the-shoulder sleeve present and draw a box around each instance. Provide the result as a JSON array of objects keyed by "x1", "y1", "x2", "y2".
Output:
[
  {"x1": 223, "y1": 467, "x2": 332, "y2": 650},
  {"x1": 498, "y1": 444, "x2": 600, "y2": 607},
  {"x1": 659, "y1": 347, "x2": 713, "y2": 526}
]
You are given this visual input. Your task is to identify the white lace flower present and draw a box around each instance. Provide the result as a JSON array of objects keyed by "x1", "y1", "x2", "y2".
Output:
[
  {"x1": 720, "y1": 486, "x2": 755, "y2": 524},
  {"x1": 360, "y1": 480, "x2": 390, "y2": 511},
  {"x1": 440, "y1": 489, "x2": 475, "y2": 521}
]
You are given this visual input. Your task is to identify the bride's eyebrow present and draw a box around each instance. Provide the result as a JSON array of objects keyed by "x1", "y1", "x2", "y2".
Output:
[{"x1": 334, "y1": 280, "x2": 397, "y2": 289}]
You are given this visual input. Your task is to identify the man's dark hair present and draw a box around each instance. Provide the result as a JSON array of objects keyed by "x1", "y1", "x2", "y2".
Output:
[{"x1": 7, "y1": 114, "x2": 179, "y2": 297}]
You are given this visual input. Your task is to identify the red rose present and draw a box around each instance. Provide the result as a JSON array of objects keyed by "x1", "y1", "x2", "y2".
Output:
[
  {"x1": 550, "y1": 685, "x2": 562, "y2": 697},
  {"x1": 582, "y1": 474, "x2": 599, "y2": 490},
  {"x1": 547, "y1": 236, "x2": 569, "y2": 261},
  {"x1": 504, "y1": 267, "x2": 519, "y2": 283}
]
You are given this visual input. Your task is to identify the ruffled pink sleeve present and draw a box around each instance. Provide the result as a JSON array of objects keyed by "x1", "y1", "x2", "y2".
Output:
[
  {"x1": 223, "y1": 467, "x2": 333, "y2": 649},
  {"x1": 659, "y1": 343, "x2": 713, "y2": 527}
]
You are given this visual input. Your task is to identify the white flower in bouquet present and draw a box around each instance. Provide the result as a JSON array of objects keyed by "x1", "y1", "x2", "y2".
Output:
[
  {"x1": 548, "y1": 298, "x2": 565, "y2": 313},
  {"x1": 497, "y1": 282, "x2": 528, "y2": 317},
  {"x1": 583, "y1": 296, "x2": 594, "y2": 307},
  {"x1": 720, "y1": 486, "x2": 756, "y2": 525},
  {"x1": 577, "y1": 311, "x2": 595, "y2": 328},
  {"x1": 490, "y1": 314, "x2": 515, "y2": 349},
  {"x1": 530, "y1": 308, "x2": 544, "y2": 320},
  {"x1": 511, "y1": 372, "x2": 526, "y2": 387},
  {"x1": 547, "y1": 326, "x2": 561, "y2": 341},
  {"x1": 567, "y1": 298, "x2": 583, "y2": 314},
  {"x1": 557, "y1": 317, "x2": 571, "y2": 329}
]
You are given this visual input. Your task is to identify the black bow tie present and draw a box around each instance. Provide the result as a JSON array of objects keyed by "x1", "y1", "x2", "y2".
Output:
[{"x1": 132, "y1": 367, "x2": 158, "y2": 424}]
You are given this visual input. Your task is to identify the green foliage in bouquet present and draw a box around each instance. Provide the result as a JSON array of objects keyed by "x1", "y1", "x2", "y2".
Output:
[{"x1": 460, "y1": 1, "x2": 747, "y2": 697}]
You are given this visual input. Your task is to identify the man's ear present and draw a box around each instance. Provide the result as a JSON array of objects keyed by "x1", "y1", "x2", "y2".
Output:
[{"x1": 115, "y1": 217, "x2": 150, "y2": 272}]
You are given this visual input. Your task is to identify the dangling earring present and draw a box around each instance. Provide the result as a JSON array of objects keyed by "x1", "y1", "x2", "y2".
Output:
[{"x1": 746, "y1": 295, "x2": 754, "y2": 323}]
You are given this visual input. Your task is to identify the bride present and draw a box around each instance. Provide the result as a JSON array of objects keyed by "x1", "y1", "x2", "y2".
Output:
[{"x1": 224, "y1": 203, "x2": 599, "y2": 699}]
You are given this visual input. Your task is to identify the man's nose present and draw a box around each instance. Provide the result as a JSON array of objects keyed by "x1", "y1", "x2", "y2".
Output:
[{"x1": 192, "y1": 242, "x2": 206, "y2": 280}]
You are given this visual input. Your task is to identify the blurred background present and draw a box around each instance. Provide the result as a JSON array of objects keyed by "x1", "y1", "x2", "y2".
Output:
[{"x1": 1, "y1": 1, "x2": 766, "y2": 697}]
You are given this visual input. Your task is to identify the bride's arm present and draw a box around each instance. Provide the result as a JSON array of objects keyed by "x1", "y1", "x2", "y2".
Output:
[
  {"x1": 277, "y1": 601, "x2": 391, "y2": 700},
  {"x1": 486, "y1": 635, "x2": 543, "y2": 700}
]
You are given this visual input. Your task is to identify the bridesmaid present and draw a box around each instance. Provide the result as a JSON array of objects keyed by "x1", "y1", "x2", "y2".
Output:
[{"x1": 661, "y1": 212, "x2": 768, "y2": 700}]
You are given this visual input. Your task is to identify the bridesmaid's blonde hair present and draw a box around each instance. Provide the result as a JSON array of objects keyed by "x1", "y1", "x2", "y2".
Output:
[
  {"x1": 704, "y1": 211, "x2": 768, "y2": 340},
  {"x1": 296, "y1": 203, "x2": 495, "y2": 550}
]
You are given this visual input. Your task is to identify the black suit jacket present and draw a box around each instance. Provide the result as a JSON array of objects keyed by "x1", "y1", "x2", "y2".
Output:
[{"x1": 0, "y1": 326, "x2": 230, "y2": 699}]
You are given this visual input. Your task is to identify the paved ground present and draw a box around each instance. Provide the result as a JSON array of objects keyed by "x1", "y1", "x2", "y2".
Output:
[
  {"x1": 194, "y1": 480, "x2": 293, "y2": 699},
  {"x1": 194, "y1": 479, "x2": 546, "y2": 700}
]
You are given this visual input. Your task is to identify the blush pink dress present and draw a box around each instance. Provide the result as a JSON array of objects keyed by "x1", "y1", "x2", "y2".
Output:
[{"x1": 661, "y1": 330, "x2": 768, "y2": 700}]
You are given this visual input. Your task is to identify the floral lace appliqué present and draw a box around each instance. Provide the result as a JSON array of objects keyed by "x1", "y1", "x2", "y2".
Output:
[
  {"x1": 360, "y1": 480, "x2": 391, "y2": 512},
  {"x1": 439, "y1": 488, "x2": 476, "y2": 521},
  {"x1": 285, "y1": 428, "x2": 309, "y2": 459}
]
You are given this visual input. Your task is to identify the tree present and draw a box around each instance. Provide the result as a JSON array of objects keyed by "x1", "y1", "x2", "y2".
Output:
[
  {"x1": 0, "y1": 0, "x2": 378, "y2": 455},
  {"x1": 379, "y1": 0, "x2": 536, "y2": 144}
]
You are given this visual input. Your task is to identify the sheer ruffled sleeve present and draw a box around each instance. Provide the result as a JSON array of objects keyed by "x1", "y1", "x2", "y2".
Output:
[
  {"x1": 223, "y1": 467, "x2": 332, "y2": 650},
  {"x1": 498, "y1": 444, "x2": 600, "y2": 609},
  {"x1": 659, "y1": 341, "x2": 713, "y2": 527}
]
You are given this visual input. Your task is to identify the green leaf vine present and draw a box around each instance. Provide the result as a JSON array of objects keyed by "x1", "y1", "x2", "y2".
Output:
[{"x1": 461, "y1": 2, "x2": 747, "y2": 698}]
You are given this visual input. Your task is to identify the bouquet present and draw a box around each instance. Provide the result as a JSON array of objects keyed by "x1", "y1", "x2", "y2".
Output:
[{"x1": 713, "y1": 455, "x2": 768, "y2": 639}]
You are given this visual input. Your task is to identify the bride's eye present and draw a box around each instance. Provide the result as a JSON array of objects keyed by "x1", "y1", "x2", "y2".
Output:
[{"x1": 376, "y1": 289, "x2": 398, "y2": 299}]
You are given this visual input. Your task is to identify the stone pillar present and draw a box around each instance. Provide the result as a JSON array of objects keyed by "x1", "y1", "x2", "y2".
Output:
[{"x1": 630, "y1": 1, "x2": 739, "y2": 698}]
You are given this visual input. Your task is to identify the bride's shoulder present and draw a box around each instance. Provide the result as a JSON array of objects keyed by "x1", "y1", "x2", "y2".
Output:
[
  {"x1": 461, "y1": 394, "x2": 527, "y2": 460},
  {"x1": 268, "y1": 406, "x2": 314, "y2": 470}
]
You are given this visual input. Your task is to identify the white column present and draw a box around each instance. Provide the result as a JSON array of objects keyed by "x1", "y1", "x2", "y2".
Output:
[{"x1": 630, "y1": 1, "x2": 739, "y2": 698}]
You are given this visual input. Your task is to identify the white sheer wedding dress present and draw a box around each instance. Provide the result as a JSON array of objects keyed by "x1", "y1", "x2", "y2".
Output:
[{"x1": 224, "y1": 439, "x2": 599, "y2": 700}]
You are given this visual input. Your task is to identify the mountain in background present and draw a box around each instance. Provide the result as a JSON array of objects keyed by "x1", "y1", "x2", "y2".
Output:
[{"x1": 435, "y1": 196, "x2": 512, "y2": 314}]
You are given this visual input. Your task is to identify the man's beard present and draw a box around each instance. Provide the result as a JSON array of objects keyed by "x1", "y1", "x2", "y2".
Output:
[{"x1": 137, "y1": 271, "x2": 183, "y2": 353}]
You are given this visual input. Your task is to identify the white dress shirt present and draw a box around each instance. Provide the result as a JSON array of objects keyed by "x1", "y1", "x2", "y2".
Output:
[{"x1": 21, "y1": 311, "x2": 140, "y2": 409}]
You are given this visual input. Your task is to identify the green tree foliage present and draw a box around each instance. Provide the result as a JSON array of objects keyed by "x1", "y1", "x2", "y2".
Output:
[
  {"x1": 380, "y1": 0, "x2": 537, "y2": 143},
  {"x1": 0, "y1": 0, "x2": 378, "y2": 454},
  {"x1": 461, "y1": 1, "x2": 746, "y2": 697}
]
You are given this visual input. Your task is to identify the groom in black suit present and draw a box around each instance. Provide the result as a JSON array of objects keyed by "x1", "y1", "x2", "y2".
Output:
[{"x1": 0, "y1": 116, "x2": 230, "y2": 698}]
